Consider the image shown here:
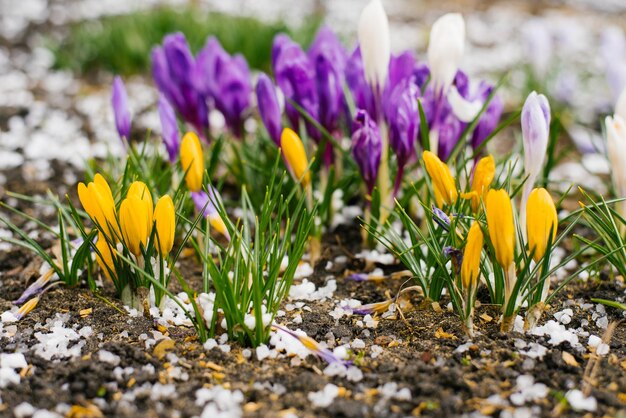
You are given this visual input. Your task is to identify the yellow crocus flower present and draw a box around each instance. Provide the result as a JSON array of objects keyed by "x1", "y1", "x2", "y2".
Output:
[
  {"x1": 422, "y1": 150, "x2": 458, "y2": 207},
  {"x1": 153, "y1": 195, "x2": 176, "y2": 256},
  {"x1": 485, "y1": 189, "x2": 515, "y2": 269},
  {"x1": 180, "y1": 132, "x2": 204, "y2": 192},
  {"x1": 461, "y1": 222, "x2": 483, "y2": 290},
  {"x1": 95, "y1": 233, "x2": 116, "y2": 282},
  {"x1": 280, "y1": 128, "x2": 311, "y2": 187},
  {"x1": 119, "y1": 196, "x2": 152, "y2": 257},
  {"x1": 466, "y1": 155, "x2": 495, "y2": 212},
  {"x1": 77, "y1": 173, "x2": 119, "y2": 240},
  {"x1": 127, "y1": 181, "x2": 153, "y2": 221},
  {"x1": 526, "y1": 188, "x2": 558, "y2": 262}
]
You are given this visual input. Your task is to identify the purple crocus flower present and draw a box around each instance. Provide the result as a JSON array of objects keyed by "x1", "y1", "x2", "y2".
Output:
[
  {"x1": 195, "y1": 37, "x2": 251, "y2": 137},
  {"x1": 383, "y1": 51, "x2": 417, "y2": 116},
  {"x1": 158, "y1": 96, "x2": 179, "y2": 162},
  {"x1": 385, "y1": 78, "x2": 420, "y2": 195},
  {"x1": 272, "y1": 35, "x2": 319, "y2": 135},
  {"x1": 151, "y1": 33, "x2": 209, "y2": 136},
  {"x1": 308, "y1": 27, "x2": 347, "y2": 133},
  {"x1": 351, "y1": 109, "x2": 382, "y2": 194},
  {"x1": 255, "y1": 73, "x2": 282, "y2": 145},
  {"x1": 346, "y1": 46, "x2": 378, "y2": 121},
  {"x1": 191, "y1": 188, "x2": 230, "y2": 240},
  {"x1": 413, "y1": 63, "x2": 431, "y2": 89},
  {"x1": 111, "y1": 76, "x2": 131, "y2": 140}
]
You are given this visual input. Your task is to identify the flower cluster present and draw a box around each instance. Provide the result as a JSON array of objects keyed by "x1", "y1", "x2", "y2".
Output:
[{"x1": 78, "y1": 175, "x2": 176, "y2": 304}]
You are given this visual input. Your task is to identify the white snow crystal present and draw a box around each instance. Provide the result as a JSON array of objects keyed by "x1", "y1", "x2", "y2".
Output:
[
  {"x1": 566, "y1": 389, "x2": 597, "y2": 412},
  {"x1": 308, "y1": 384, "x2": 339, "y2": 407}
]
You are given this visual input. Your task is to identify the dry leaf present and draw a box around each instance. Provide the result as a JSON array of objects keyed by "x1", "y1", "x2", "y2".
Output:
[
  {"x1": 435, "y1": 327, "x2": 457, "y2": 340},
  {"x1": 153, "y1": 339, "x2": 175, "y2": 360},
  {"x1": 562, "y1": 352, "x2": 579, "y2": 367}
]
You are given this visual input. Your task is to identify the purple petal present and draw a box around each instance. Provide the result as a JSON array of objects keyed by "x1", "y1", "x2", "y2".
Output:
[
  {"x1": 158, "y1": 95, "x2": 179, "y2": 162},
  {"x1": 111, "y1": 76, "x2": 131, "y2": 140}
]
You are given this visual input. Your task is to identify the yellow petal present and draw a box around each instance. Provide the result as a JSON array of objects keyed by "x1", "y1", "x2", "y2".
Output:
[
  {"x1": 470, "y1": 155, "x2": 495, "y2": 212},
  {"x1": 526, "y1": 188, "x2": 558, "y2": 262},
  {"x1": 154, "y1": 195, "x2": 176, "y2": 256},
  {"x1": 127, "y1": 181, "x2": 153, "y2": 224},
  {"x1": 119, "y1": 196, "x2": 151, "y2": 257},
  {"x1": 423, "y1": 150, "x2": 457, "y2": 207},
  {"x1": 180, "y1": 132, "x2": 204, "y2": 192},
  {"x1": 485, "y1": 189, "x2": 515, "y2": 269},
  {"x1": 461, "y1": 222, "x2": 483, "y2": 289},
  {"x1": 95, "y1": 233, "x2": 116, "y2": 282},
  {"x1": 280, "y1": 128, "x2": 310, "y2": 187}
]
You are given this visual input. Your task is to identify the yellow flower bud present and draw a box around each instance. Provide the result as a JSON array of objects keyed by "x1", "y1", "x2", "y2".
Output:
[
  {"x1": 153, "y1": 195, "x2": 176, "y2": 256},
  {"x1": 485, "y1": 189, "x2": 515, "y2": 269},
  {"x1": 127, "y1": 181, "x2": 153, "y2": 221},
  {"x1": 422, "y1": 150, "x2": 458, "y2": 207},
  {"x1": 119, "y1": 196, "x2": 152, "y2": 257},
  {"x1": 280, "y1": 128, "x2": 310, "y2": 187},
  {"x1": 180, "y1": 132, "x2": 204, "y2": 192},
  {"x1": 77, "y1": 173, "x2": 119, "y2": 240},
  {"x1": 469, "y1": 155, "x2": 495, "y2": 212},
  {"x1": 95, "y1": 233, "x2": 116, "y2": 282},
  {"x1": 526, "y1": 188, "x2": 558, "y2": 262},
  {"x1": 461, "y1": 222, "x2": 483, "y2": 290}
]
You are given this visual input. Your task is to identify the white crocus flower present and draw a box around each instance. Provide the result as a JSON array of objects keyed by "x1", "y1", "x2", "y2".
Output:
[
  {"x1": 606, "y1": 114, "x2": 626, "y2": 220},
  {"x1": 616, "y1": 86, "x2": 626, "y2": 121},
  {"x1": 427, "y1": 13, "x2": 465, "y2": 95},
  {"x1": 358, "y1": 0, "x2": 390, "y2": 93},
  {"x1": 520, "y1": 91, "x2": 551, "y2": 236}
]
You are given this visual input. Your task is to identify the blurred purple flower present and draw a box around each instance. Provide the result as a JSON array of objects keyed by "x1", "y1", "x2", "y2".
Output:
[
  {"x1": 383, "y1": 51, "x2": 417, "y2": 114},
  {"x1": 470, "y1": 82, "x2": 503, "y2": 152},
  {"x1": 413, "y1": 63, "x2": 431, "y2": 89},
  {"x1": 272, "y1": 35, "x2": 319, "y2": 136},
  {"x1": 385, "y1": 78, "x2": 420, "y2": 194},
  {"x1": 151, "y1": 33, "x2": 209, "y2": 136},
  {"x1": 308, "y1": 27, "x2": 347, "y2": 133},
  {"x1": 158, "y1": 96, "x2": 179, "y2": 162},
  {"x1": 111, "y1": 76, "x2": 131, "y2": 140},
  {"x1": 196, "y1": 37, "x2": 251, "y2": 137},
  {"x1": 256, "y1": 73, "x2": 282, "y2": 145},
  {"x1": 351, "y1": 109, "x2": 382, "y2": 194},
  {"x1": 346, "y1": 46, "x2": 378, "y2": 121}
]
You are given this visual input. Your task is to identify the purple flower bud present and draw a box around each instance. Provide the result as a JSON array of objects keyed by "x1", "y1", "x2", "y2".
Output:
[
  {"x1": 386, "y1": 78, "x2": 420, "y2": 169},
  {"x1": 272, "y1": 35, "x2": 318, "y2": 132},
  {"x1": 191, "y1": 188, "x2": 221, "y2": 218},
  {"x1": 351, "y1": 109, "x2": 382, "y2": 194},
  {"x1": 386, "y1": 51, "x2": 417, "y2": 93},
  {"x1": 256, "y1": 73, "x2": 283, "y2": 145},
  {"x1": 158, "y1": 95, "x2": 179, "y2": 162},
  {"x1": 111, "y1": 76, "x2": 131, "y2": 140},
  {"x1": 432, "y1": 205, "x2": 451, "y2": 229},
  {"x1": 346, "y1": 46, "x2": 378, "y2": 121}
]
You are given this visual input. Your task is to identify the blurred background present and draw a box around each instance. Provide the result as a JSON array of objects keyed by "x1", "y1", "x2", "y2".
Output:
[{"x1": 0, "y1": 0, "x2": 625, "y2": 195}]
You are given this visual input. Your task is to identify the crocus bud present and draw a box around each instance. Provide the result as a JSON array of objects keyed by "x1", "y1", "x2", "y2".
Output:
[
  {"x1": 95, "y1": 233, "x2": 116, "y2": 282},
  {"x1": 526, "y1": 188, "x2": 557, "y2": 262},
  {"x1": 522, "y1": 92, "x2": 550, "y2": 186},
  {"x1": 255, "y1": 73, "x2": 282, "y2": 145},
  {"x1": 461, "y1": 222, "x2": 483, "y2": 290},
  {"x1": 77, "y1": 174, "x2": 119, "y2": 241},
  {"x1": 191, "y1": 189, "x2": 230, "y2": 240},
  {"x1": 428, "y1": 13, "x2": 465, "y2": 94},
  {"x1": 112, "y1": 76, "x2": 131, "y2": 140},
  {"x1": 119, "y1": 196, "x2": 152, "y2": 257},
  {"x1": 280, "y1": 128, "x2": 310, "y2": 187},
  {"x1": 520, "y1": 91, "x2": 550, "y2": 234},
  {"x1": 351, "y1": 110, "x2": 382, "y2": 194},
  {"x1": 422, "y1": 150, "x2": 458, "y2": 207},
  {"x1": 346, "y1": 47, "x2": 378, "y2": 121},
  {"x1": 616, "y1": 86, "x2": 626, "y2": 121},
  {"x1": 153, "y1": 195, "x2": 176, "y2": 256},
  {"x1": 180, "y1": 132, "x2": 204, "y2": 192},
  {"x1": 126, "y1": 181, "x2": 154, "y2": 222},
  {"x1": 606, "y1": 115, "x2": 626, "y2": 218},
  {"x1": 485, "y1": 189, "x2": 515, "y2": 269},
  {"x1": 386, "y1": 78, "x2": 420, "y2": 170},
  {"x1": 357, "y1": 0, "x2": 390, "y2": 93},
  {"x1": 467, "y1": 155, "x2": 495, "y2": 212},
  {"x1": 158, "y1": 96, "x2": 179, "y2": 163}
]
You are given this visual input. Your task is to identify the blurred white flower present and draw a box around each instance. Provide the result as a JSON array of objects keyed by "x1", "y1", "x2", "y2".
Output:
[
  {"x1": 427, "y1": 13, "x2": 465, "y2": 94},
  {"x1": 358, "y1": 0, "x2": 390, "y2": 93},
  {"x1": 606, "y1": 114, "x2": 626, "y2": 218}
]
